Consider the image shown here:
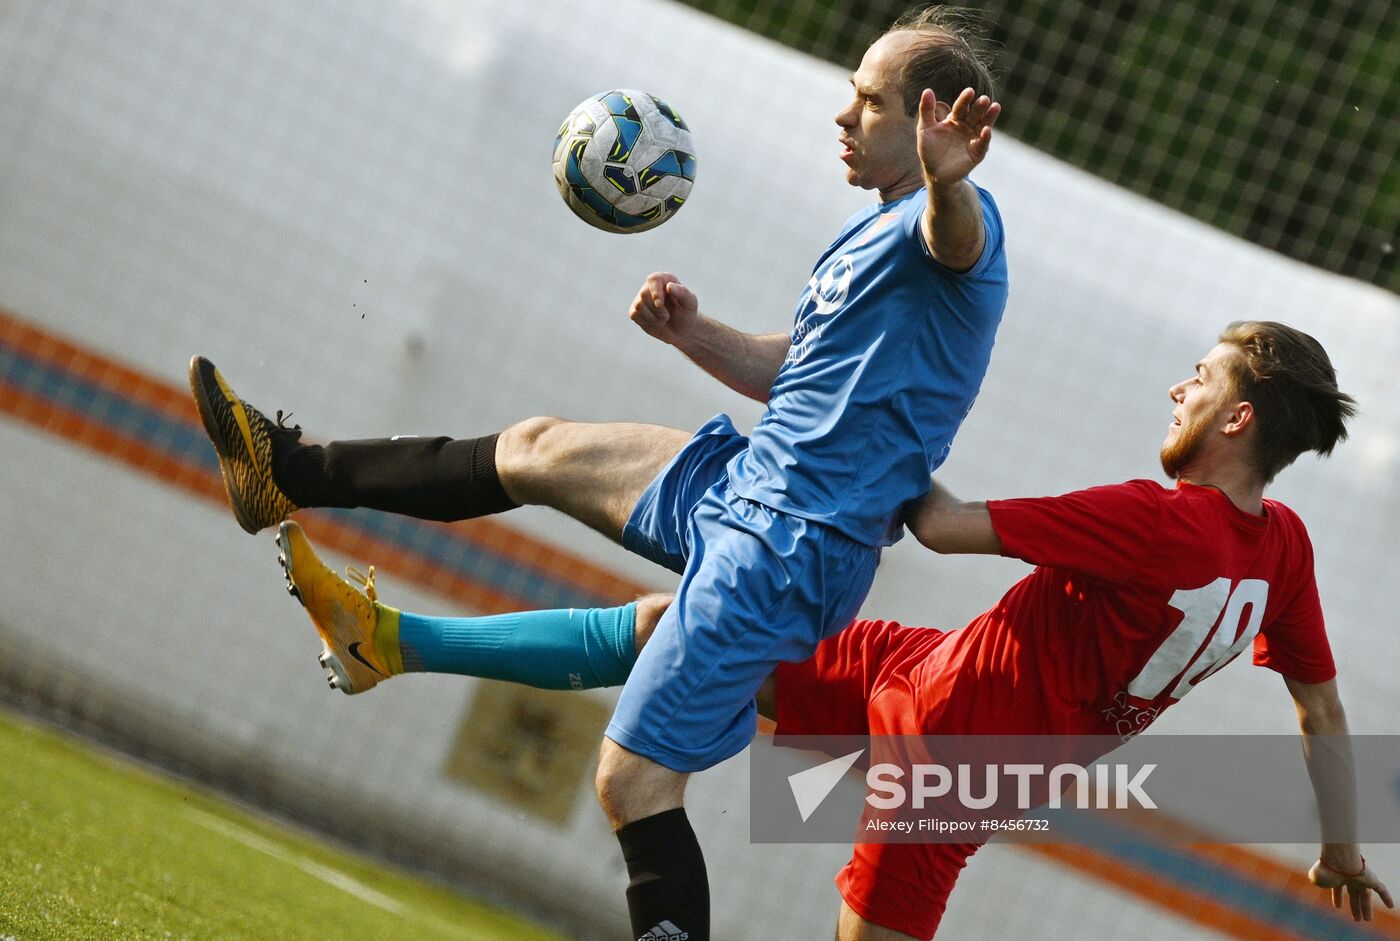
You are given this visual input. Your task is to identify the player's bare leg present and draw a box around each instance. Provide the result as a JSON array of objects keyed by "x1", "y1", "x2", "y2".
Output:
[
  {"x1": 596, "y1": 739, "x2": 701, "y2": 939},
  {"x1": 596, "y1": 741, "x2": 689, "y2": 829},
  {"x1": 596, "y1": 596, "x2": 691, "y2": 825},
  {"x1": 495, "y1": 416, "x2": 691, "y2": 541}
]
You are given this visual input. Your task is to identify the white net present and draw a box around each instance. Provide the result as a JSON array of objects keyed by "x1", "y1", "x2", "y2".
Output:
[{"x1": 671, "y1": 0, "x2": 1400, "y2": 292}]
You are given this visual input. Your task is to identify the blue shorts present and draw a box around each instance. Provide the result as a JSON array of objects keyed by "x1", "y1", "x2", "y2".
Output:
[{"x1": 610, "y1": 414, "x2": 880, "y2": 772}]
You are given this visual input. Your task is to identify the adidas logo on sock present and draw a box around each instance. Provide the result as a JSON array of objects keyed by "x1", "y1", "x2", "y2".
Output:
[{"x1": 638, "y1": 920, "x2": 689, "y2": 941}]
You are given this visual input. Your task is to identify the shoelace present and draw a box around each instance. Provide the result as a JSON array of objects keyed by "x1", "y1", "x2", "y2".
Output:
[
  {"x1": 272, "y1": 410, "x2": 304, "y2": 444},
  {"x1": 345, "y1": 565, "x2": 378, "y2": 603}
]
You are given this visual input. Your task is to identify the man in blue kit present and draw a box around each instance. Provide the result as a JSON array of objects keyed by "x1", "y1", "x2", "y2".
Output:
[{"x1": 189, "y1": 8, "x2": 1007, "y2": 939}]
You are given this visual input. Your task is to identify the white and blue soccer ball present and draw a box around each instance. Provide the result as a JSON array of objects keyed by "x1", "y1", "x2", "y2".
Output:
[{"x1": 552, "y1": 89, "x2": 697, "y2": 233}]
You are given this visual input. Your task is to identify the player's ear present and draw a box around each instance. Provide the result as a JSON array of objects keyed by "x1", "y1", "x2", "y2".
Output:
[{"x1": 1222, "y1": 400, "x2": 1255, "y2": 437}]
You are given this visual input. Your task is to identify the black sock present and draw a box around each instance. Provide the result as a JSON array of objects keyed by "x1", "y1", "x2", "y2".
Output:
[
  {"x1": 273, "y1": 434, "x2": 519, "y2": 521},
  {"x1": 616, "y1": 809, "x2": 709, "y2": 941}
]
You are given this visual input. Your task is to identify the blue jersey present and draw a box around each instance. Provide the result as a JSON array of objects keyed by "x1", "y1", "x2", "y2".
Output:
[{"x1": 728, "y1": 185, "x2": 1008, "y2": 547}]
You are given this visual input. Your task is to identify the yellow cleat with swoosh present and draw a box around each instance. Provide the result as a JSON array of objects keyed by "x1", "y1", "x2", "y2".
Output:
[{"x1": 276, "y1": 521, "x2": 399, "y2": 694}]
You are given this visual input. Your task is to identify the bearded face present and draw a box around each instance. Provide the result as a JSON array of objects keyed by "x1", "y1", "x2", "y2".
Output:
[
  {"x1": 1161, "y1": 344, "x2": 1242, "y2": 479},
  {"x1": 1160, "y1": 406, "x2": 1216, "y2": 478}
]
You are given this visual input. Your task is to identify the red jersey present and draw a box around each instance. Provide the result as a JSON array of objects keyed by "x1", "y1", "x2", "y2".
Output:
[
  {"x1": 905, "y1": 479, "x2": 1335, "y2": 737},
  {"x1": 770, "y1": 479, "x2": 1337, "y2": 940}
]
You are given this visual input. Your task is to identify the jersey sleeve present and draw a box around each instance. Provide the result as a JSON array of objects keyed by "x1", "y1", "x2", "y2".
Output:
[
  {"x1": 909, "y1": 183, "x2": 1005, "y2": 280},
  {"x1": 1252, "y1": 522, "x2": 1336, "y2": 683},
  {"x1": 986, "y1": 480, "x2": 1164, "y2": 584}
]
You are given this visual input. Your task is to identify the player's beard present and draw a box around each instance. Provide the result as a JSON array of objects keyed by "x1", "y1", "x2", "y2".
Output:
[{"x1": 1160, "y1": 414, "x2": 1211, "y2": 479}]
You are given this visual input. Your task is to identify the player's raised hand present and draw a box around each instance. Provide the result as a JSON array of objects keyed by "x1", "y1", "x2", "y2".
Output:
[
  {"x1": 917, "y1": 87, "x2": 1000, "y2": 188},
  {"x1": 1310, "y1": 858, "x2": 1395, "y2": 921},
  {"x1": 629, "y1": 271, "x2": 701, "y2": 346}
]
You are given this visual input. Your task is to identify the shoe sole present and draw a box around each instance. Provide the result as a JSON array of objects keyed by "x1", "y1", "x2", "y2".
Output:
[
  {"x1": 188, "y1": 356, "x2": 266, "y2": 535},
  {"x1": 276, "y1": 524, "x2": 360, "y2": 695}
]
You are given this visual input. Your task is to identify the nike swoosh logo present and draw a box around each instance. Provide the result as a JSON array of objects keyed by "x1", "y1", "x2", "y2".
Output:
[
  {"x1": 347, "y1": 642, "x2": 385, "y2": 676},
  {"x1": 215, "y1": 372, "x2": 262, "y2": 474}
]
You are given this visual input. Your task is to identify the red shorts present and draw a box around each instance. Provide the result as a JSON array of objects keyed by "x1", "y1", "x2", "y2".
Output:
[{"x1": 773, "y1": 618, "x2": 979, "y2": 940}]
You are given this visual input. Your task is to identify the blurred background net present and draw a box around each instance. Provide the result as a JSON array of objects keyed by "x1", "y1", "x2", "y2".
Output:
[{"x1": 677, "y1": 0, "x2": 1399, "y2": 292}]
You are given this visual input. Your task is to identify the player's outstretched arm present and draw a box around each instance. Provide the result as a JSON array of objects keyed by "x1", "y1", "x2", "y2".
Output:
[
  {"x1": 629, "y1": 271, "x2": 790, "y2": 402},
  {"x1": 1286, "y1": 676, "x2": 1395, "y2": 921},
  {"x1": 906, "y1": 478, "x2": 1001, "y2": 555},
  {"x1": 917, "y1": 87, "x2": 1000, "y2": 273}
]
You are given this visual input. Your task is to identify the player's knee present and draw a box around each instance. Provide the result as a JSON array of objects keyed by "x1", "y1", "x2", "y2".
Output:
[
  {"x1": 496, "y1": 416, "x2": 566, "y2": 483},
  {"x1": 595, "y1": 739, "x2": 685, "y2": 828},
  {"x1": 595, "y1": 745, "x2": 635, "y2": 828},
  {"x1": 632, "y1": 593, "x2": 673, "y2": 654}
]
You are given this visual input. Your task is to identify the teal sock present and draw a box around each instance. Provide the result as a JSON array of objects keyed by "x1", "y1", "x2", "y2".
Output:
[{"x1": 397, "y1": 603, "x2": 638, "y2": 690}]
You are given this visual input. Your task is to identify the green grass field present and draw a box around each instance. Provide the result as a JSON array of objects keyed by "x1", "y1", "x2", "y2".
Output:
[{"x1": 0, "y1": 708, "x2": 568, "y2": 941}]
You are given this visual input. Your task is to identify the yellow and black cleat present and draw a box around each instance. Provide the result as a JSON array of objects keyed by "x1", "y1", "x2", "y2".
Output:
[{"x1": 188, "y1": 355, "x2": 300, "y2": 534}]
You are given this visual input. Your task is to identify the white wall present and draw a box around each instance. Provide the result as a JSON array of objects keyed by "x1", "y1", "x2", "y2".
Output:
[{"x1": 1, "y1": 0, "x2": 1395, "y2": 937}]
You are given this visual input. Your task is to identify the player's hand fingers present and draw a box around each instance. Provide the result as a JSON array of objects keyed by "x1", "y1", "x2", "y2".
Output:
[
  {"x1": 1377, "y1": 879, "x2": 1395, "y2": 909},
  {"x1": 646, "y1": 271, "x2": 678, "y2": 309},
  {"x1": 1333, "y1": 885, "x2": 1344, "y2": 908},
  {"x1": 632, "y1": 287, "x2": 660, "y2": 319},
  {"x1": 970, "y1": 127, "x2": 992, "y2": 159},
  {"x1": 917, "y1": 88, "x2": 936, "y2": 129},
  {"x1": 967, "y1": 94, "x2": 991, "y2": 125},
  {"x1": 665, "y1": 281, "x2": 696, "y2": 313},
  {"x1": 982, "y1": 101, "x2": 1002, "y2": 131},
  {"x1": 949, "y1": 87, "x2": 975, "y2": 122},
  {"x1": 629, "y1": 293, "x2": 669, "y2": 331}
]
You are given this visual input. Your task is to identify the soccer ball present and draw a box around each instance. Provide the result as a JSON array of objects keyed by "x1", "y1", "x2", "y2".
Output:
[{"x1": 552, "y1": 89, "x2": 697, "y2": 234}]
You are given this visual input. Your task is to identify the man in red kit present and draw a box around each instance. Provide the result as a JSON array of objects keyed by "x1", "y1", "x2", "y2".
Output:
[
  {"x1": 275, "y1": 321, "x2": 1392, "y2": 938},
  {"x1": 765, "y1": 319, "x2": 1392, "y2": 937}
]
